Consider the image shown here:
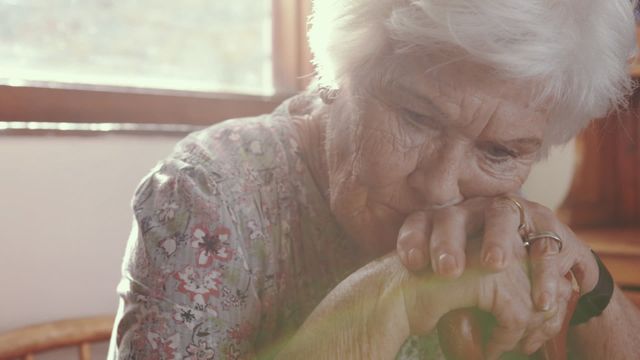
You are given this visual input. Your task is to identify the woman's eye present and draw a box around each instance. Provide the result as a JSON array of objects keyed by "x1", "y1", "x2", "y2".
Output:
[
  {"x1": 401, "y1": 109, "x2": 438, "y2": 128},
  {"x1": 484, "y1": 145, "x2": 518, "y2": 163}
]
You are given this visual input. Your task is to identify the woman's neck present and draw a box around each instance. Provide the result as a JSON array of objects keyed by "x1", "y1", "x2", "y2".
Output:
[{"x1": 291, "y1": 103, "x2": 331, "y2": 200}]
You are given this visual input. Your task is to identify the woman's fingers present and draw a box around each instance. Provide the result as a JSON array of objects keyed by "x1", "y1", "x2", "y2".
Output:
[
  {"x1": 397, "y1": 211, "x2": 432, "y2": 271},
  {"x1": 430, "y1": 206, "x2": 467, "y2": 278},
  {"x1": 397, "y1": 206, "x2": 470, "y2": 276},
  {"x1": 397, "y1": 196, "x2": 525, "y2": 276},
  {"x1": 529, "y1": 236, "x2": 562, "y2": 311},
  {"x1": 481, "y1": 198, "x2": 523, "y2": 271},
  {"x1": 520, "y1": 276, "x2": 573, "y2": 355},
  {"x1": 524, "y1": 203, "x2": 571, "y2": 312},
  {"x1": 474, "y1": 260, "x2": 533, "y2": 359},
  {"x1": 483, "y1": 277, "x2": 569, "y2": 359}
]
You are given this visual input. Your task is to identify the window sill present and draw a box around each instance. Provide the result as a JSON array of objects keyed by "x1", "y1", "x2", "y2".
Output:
[{"x1": 0, "y1": 84, "x2": 292, "y2": 126}]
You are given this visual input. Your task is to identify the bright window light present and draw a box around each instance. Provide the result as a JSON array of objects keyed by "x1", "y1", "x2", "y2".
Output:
[{"x1": 0, "y1": 0, "x2": 274, "y2": 95}]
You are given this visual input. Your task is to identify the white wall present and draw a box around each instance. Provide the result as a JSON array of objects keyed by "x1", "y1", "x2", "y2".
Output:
[
  {"x1": 0, "y1": 132, "x2": 575, "y2": 358},
  {"x1": 522, "y1": 140, "x2": 577, "y2": 210},
  {"x1": 0, "y1": 133, "x2": 181, "y2": 358}
]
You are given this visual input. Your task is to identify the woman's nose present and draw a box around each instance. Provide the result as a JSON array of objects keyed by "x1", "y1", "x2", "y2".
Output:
[{"x1": 407, "y1": 143, "x2": 464, "y2": 207}]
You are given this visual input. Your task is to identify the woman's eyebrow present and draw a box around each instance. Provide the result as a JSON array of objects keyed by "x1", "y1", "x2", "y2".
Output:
[
  {"x1": 391, "y1": 83, "x2": 450, "y2": 120},
  {"x1": 505, "y1": 138, "x2": 542, "y2": 151}
]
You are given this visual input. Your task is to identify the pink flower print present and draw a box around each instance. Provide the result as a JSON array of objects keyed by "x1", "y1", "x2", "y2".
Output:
[
  {"x1": 191, "y1": 226, "x2": 234, "y2": 267},
  {"x1": 160, "y1": 237, "x2": 177, "y2": 257},
  {"x1": 227, "y1": 321, "x2": 255, "y2": 341},
  {"x1": 175, "y1": 266, "x2": 222, "y2": 304},
  {"x1": 247, "y1": 220, "x2": 264, "y2": 241},
  {"x1": 156, "y1": 201, "x2": 179, "y2": 222},
  {"x1": 173, "y1": 304, "x2": 202, "y2": 330},
  {"x1": 186, "y1": 341, "x2": 215, "y2": 360},
  {"x1": 223, "y1": 343, "x2": 242, "y2": 360},
  {"x1": 192, "y1": 302, "x2": 219, "y2": 318},
  {"x1": 145, "y1": 332, "x2": 180, "y2": 360},
  {"x1": 137, "y1": 304, "x2": 168, "y2": 334}
]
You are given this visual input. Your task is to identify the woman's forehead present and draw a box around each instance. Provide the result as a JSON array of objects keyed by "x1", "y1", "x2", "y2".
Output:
[
  {"x1": 395, "y1": 59, "x2": 538, "y2": 107},
  {"x1": 390, "y1": 60, "x2": 549, "y2": 140}
]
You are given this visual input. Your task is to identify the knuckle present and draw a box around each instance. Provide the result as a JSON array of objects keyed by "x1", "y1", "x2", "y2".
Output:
[
  {"x1": 400, "y1": 211, "x2": 427, "y2": 230},
  {"x1": 530, "y1": 238, "x2": 560, "y2": 257},
  {"x1": 433, "y1": 206, "x2": 461, "y2": 222},
  {"x1": 397, "y1": 227, "x2": 423, "y2": 247},
  {"x1": 487, "y1": 197, "x2": 516, "y2": 216},
  {"x1": 409, "y1": 210, "x2": 428, "y2": 220},
  {"x1": 398, "y1": 217, "x2": 430, "y2": 249}
]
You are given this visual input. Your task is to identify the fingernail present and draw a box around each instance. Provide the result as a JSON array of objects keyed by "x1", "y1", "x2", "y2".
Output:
[
  {"x1": 408, "y1": 248, "x2": 425, "y2": 270},
  {"x1": 437, "y1": 253, "x2": 458, "y2": 276},
  {"x1": 539, "y1": 292, "x2": 552, "y2": 311},
  {"x1": 483, "y1": 247, "x2": 504, "y2": 268}
]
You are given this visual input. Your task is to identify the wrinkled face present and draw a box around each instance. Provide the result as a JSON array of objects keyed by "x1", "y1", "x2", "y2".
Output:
[{"x1": 325, "y1": 60, "x2": 550, "y2": 256}]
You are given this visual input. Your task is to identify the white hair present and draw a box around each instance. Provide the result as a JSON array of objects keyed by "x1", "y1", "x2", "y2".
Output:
[{"x1": 308, "y1": 0, "x2": 637, "y2": 145}]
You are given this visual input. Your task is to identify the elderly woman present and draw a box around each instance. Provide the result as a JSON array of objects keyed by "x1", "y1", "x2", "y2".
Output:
[{"x1": 109, "y1": 0, "x2": 640, "y2": 359}]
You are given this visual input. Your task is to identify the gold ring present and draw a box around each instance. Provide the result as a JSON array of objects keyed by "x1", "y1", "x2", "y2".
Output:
[
  {"x1": 523, "y1": 231, "x2": 563, "y2": 252},
  {"x1": 501, "y1": 196, "x2": 528, "y2": 239}
]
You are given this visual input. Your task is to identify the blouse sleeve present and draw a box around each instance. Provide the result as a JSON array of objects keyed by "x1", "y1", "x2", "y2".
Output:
[{"x1": 108, "y1": 159, "x2": 261, "y2": 360}]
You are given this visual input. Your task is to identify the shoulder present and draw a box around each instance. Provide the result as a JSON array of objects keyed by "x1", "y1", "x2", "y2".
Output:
[
  {"x1": 129, "y1": 93, "x2": 326, "y2": 259},
  {"x1": 170, "y1": 104, "x2": 304, "y2": 182},
  {"x1": 171, "y1": 92, "x2": 319, "y2": 176},
  {"x1": 129, "y1": 96, "x2": 314, "y2": 245}
]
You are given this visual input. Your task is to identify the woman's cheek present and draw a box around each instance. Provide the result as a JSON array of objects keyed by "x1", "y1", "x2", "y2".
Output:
[
  {"x1": 353, "y1": 125, "x2": 422, "y2": 186},
  {"x1": 465, "y1": 164, "x2": 528, "y2": 197}
]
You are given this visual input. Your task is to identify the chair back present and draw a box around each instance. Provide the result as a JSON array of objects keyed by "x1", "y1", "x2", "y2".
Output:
[{"x1": 0, "y1": 315, "x2": 114, "y2": 360}]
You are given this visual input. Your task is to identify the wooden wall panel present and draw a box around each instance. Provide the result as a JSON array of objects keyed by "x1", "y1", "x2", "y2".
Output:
[
  {"x1": 615, "y1": 108, "x2": 639, "y2": 223},
  {"x1": 560, "y1": 89, "x2": 640, "y2": 228}
]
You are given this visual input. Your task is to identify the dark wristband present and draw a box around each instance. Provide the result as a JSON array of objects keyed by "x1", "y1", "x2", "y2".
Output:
[{"x1": 570, "y1": 250, "x2": 614, "y2": 326}]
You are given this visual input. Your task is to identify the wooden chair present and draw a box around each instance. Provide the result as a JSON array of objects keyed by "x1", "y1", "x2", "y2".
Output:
[{"x1": 0, "y1": 315, "x2": 114, "y2": 360}]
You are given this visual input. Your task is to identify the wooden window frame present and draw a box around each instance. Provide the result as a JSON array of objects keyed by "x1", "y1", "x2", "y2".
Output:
[{"x1": 0, "y1": 0, "x2": 313, "y2": 127}]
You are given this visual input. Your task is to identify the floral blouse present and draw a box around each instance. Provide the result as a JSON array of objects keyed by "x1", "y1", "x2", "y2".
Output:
[{"x1": 108, "y1": 94, "x2": 443, "y2": 359}]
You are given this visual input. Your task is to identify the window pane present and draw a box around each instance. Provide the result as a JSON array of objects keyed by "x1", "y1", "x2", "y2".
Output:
[{"x1": 0, "y1": 0, "x2": 273, "y2": 95}]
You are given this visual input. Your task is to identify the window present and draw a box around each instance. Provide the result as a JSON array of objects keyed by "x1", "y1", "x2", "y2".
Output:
[{"x1": 0, "y1": 0, "x2": 312, "y2": 127}]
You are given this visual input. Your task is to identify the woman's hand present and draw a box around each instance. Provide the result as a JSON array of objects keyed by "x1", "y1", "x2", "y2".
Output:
[
  {"x1": 397, "y1": 196, "x2": 598, "y2": 299},
  {"x1": 402, "y1": 243, "x2": 574, "y2": 359},
  {"x1": 396, "y1": 197, "x2": 599, "y2": 348},
  {"x1": 277, "y1": 251, "x2": 573, "y2": 359}
]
